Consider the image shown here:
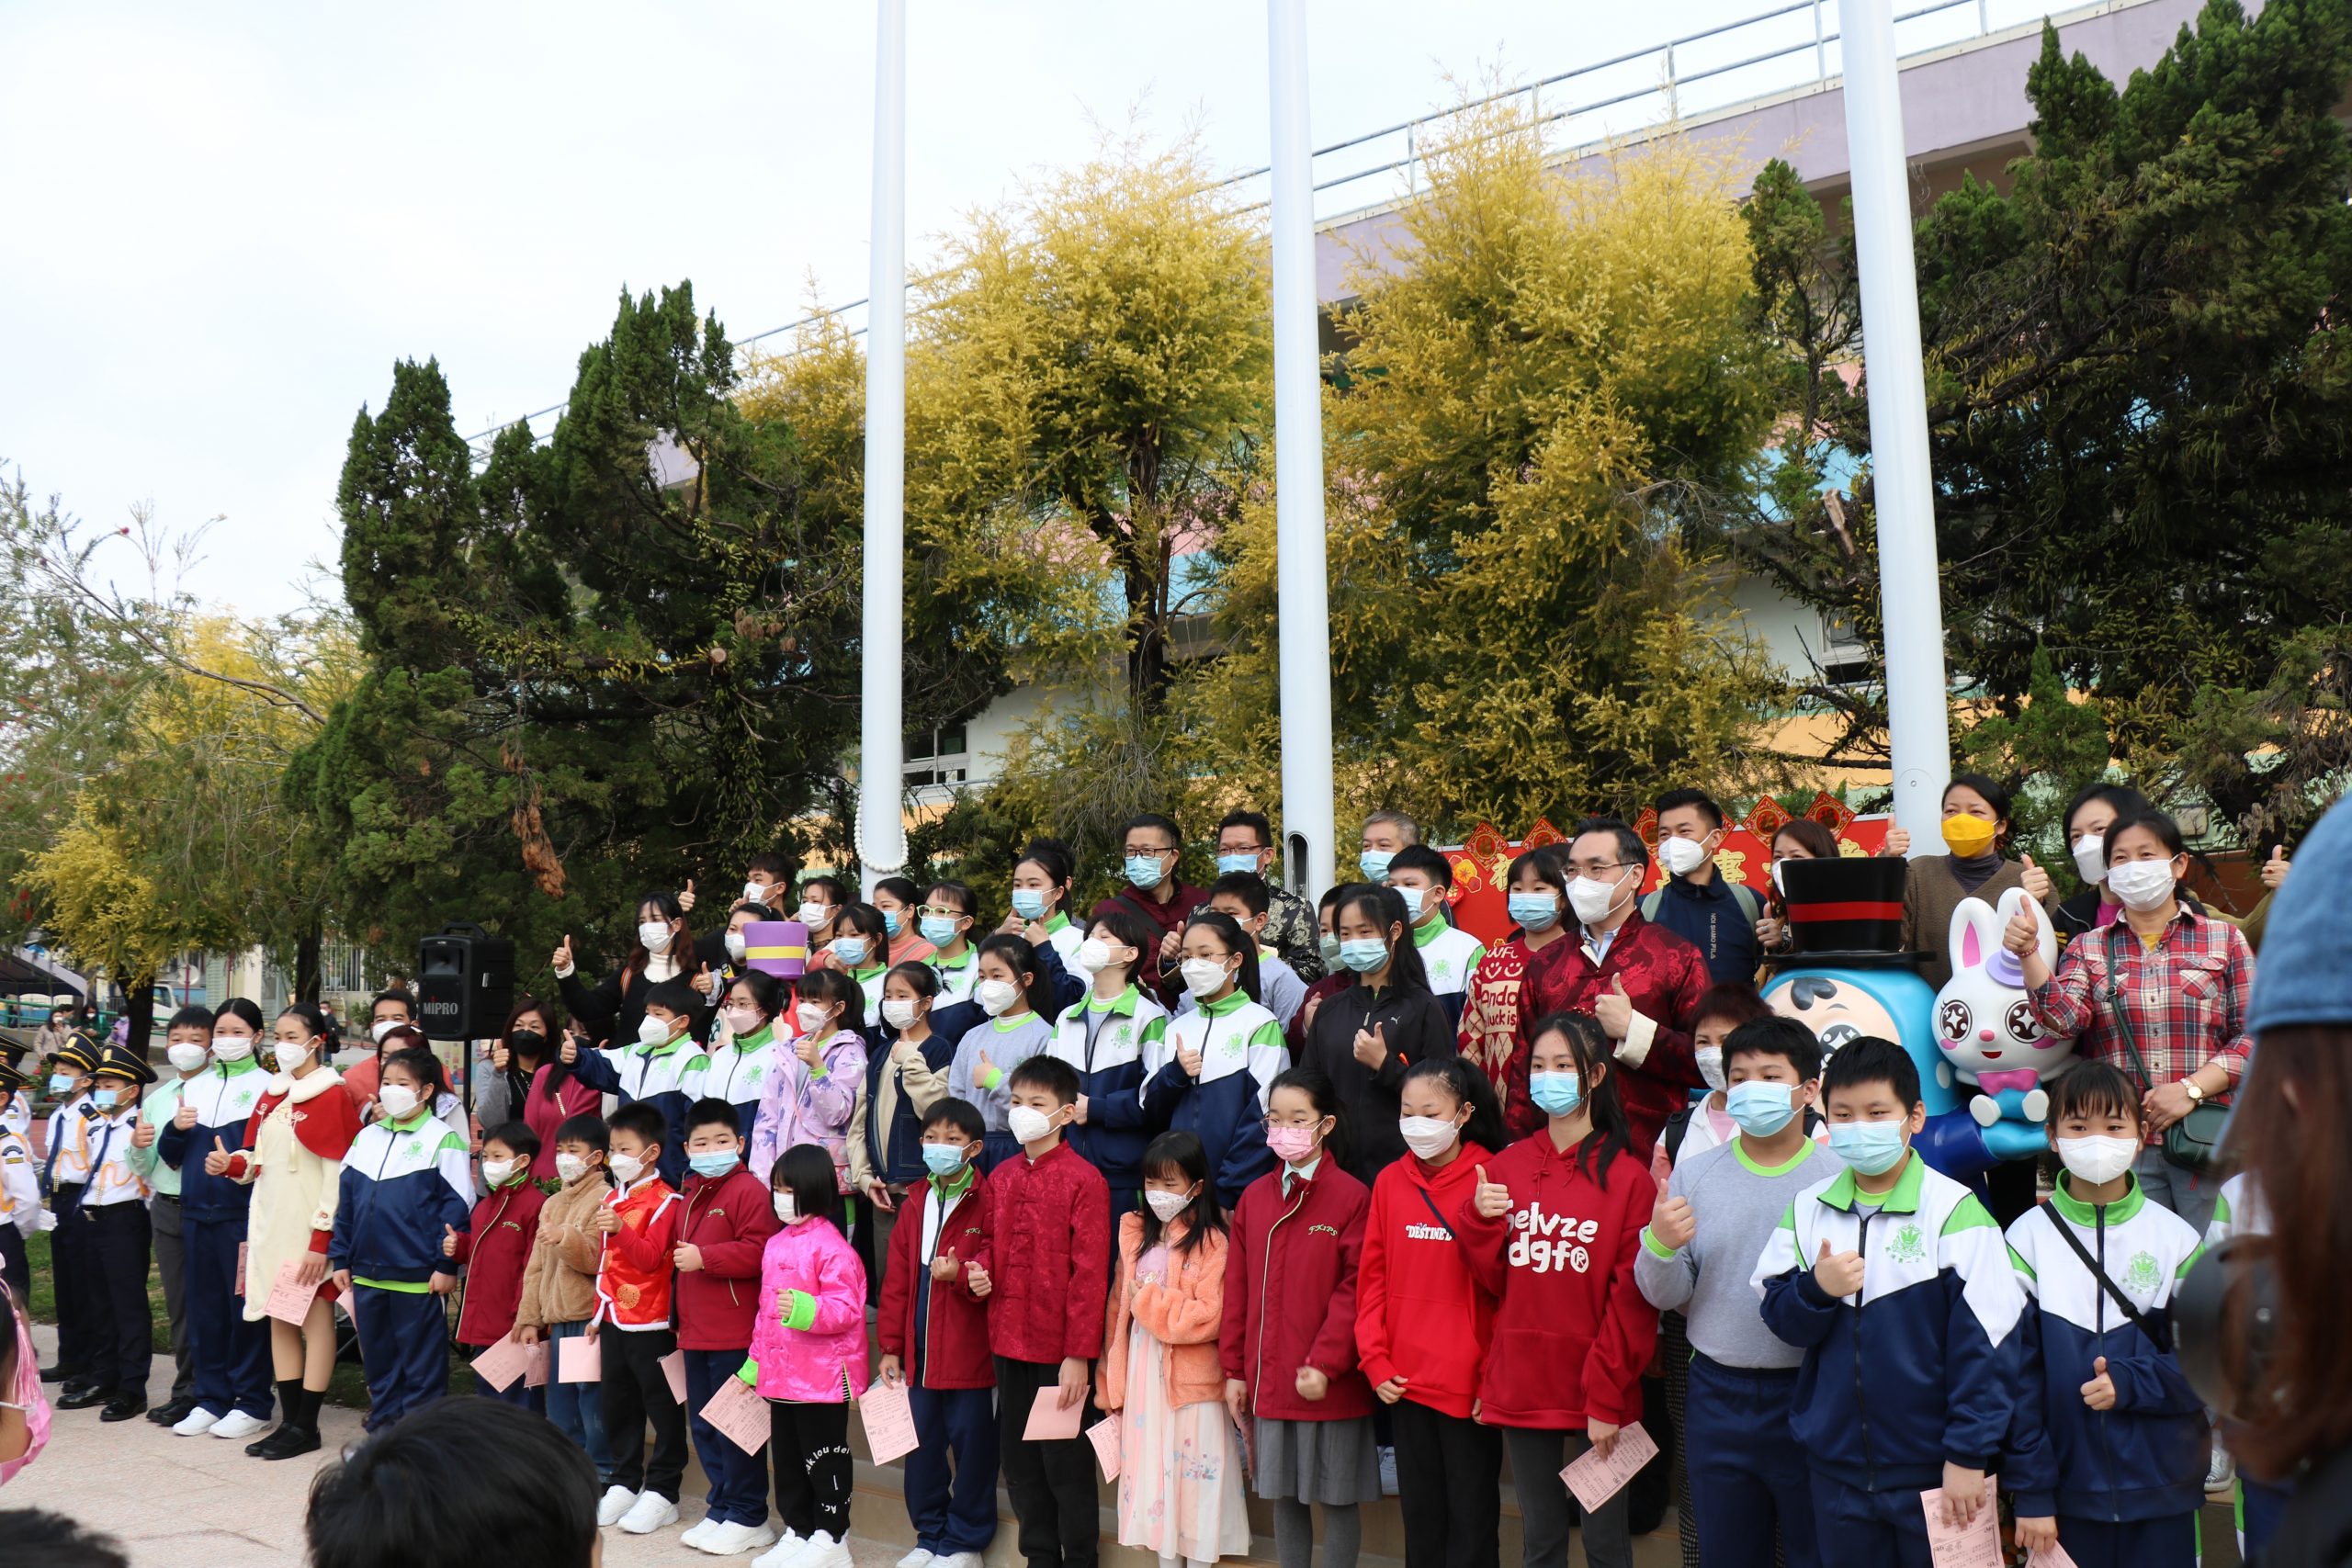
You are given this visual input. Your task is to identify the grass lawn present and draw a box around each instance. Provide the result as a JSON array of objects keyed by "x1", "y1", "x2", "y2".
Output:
[{"x1": 23, "y1": 1229, "x2": 454, "y2": 1408}]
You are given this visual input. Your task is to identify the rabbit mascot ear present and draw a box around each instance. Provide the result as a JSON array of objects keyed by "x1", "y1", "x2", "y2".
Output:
[{"x1": 1946, "y1": 895, "x2": 2007, "y2": 984}]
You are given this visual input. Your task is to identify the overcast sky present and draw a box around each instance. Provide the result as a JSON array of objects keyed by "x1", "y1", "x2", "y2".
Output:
[{"x1": 4, "y1": 0, "x2": 2022, "y2": 616}]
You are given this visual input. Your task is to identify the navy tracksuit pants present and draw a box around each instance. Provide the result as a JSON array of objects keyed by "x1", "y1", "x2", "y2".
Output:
[
  {"x1": 186, "y1": 1213, "x2": 273, "y2": 1419},
  {"x1": 351, "y1": 1284, "x2": 450, "y2": 1430},
  {"x1": 1685, "y1": 1353, "x2": 1819, "y2": 1568},
  {"x1": 1808, "y1": 1471, "x2": 1933, "y2": 1568},
  {"x1": 685, "y1": 1348, "x2": 769, "y2": 1528},
  {"x1": 905, "y1": 1321, "x2": 999, "y2": 1557},
  {"x1": 2052, "y1": 1514, "x2": 2198, "y2": 1568},
  {"x1": 2243, "y1": 1475, "x2": 2292, "y2": 1562}
]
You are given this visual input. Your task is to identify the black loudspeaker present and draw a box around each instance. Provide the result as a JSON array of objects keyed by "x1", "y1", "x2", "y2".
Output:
[{"x1": 416, "y1": 922, "x2": 515, "y2": 1041}]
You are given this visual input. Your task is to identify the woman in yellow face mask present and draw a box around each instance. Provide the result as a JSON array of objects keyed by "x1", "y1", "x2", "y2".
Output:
[{"x1": 1900, "y1": 773, "x2": 2054, "y2": 992}]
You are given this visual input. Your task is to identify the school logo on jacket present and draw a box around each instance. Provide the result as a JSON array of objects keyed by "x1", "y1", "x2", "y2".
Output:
[
  {"x1": 1507, "y1": 1203, "x2": 1598, "y2": 1275},
  {"x1": 1884, "y1": 1223, "x2": 1927, "y2": 1266},
  {"x1": 2124, "y1": 1251, "x2": 2161, "y2": 1295}
]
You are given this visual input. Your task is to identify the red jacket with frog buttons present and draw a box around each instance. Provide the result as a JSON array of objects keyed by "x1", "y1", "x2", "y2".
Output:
[
  {"x1": 673, "y1": 1163, "x2": 781, "y2": 1350},
  {"x1": 978, "y1": 1139, "x2": 1110, "y2": 1363},
  {"x1": 1219, "y1": 1157, "x2": 1375, "y2": 1421}
]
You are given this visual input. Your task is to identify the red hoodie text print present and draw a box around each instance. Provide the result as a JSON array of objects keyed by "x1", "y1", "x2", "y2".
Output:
[{"x1": 1506, "y1": 1202, "x2": 1601, "y2": 1275}]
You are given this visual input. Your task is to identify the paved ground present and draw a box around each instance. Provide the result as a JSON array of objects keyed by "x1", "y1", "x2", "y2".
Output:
[{"x1": 11, "y1": 1322, "x2": 901, "y2": 1568}]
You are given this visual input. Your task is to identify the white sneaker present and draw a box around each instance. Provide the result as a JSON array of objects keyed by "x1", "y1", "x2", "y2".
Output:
[
  {"x1": 936, "y1": 1553, "x2": 984, "y2": 1568},
  {"x1": 2208, "y1": 1439, "x2": 2237, "y2": 1495},
  {"x1": 1379, "y1": 1445, "x2": 1399, "y2": 1496},
  {"x1": 617, "y1": 1492, "x2": 681, "y2": 1534},
  {"x1": 751, "y1": 1530, "x2": 809, "y2": 1568},
  {"x1": 898, "y1": 1551, "x2": 935, "y2": 1568},
  {"x1": 209, "y1": 1410, "x2": 269, "y2": 1440},
  {"x1": 796, "y1": 1532, "x2": 852, "y2": 1568},
  {"x1": 681, "y1": 1517, "x2": 723, "y2": 1551},
  {"x1": 703, "y1": 1521, "x2": 780, "y2": 1557},
  {"x1": 597, "y1": 1486, "x2": 640, "y2": 1528},
  {"x1": 170, "y1": 1406, "x2": 220, "y2": 1437}
]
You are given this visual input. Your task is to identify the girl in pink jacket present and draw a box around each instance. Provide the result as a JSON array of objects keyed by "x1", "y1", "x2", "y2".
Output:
[
  {"x1": 741, "y1": 1143, "x2": 870, "y2": 1568},
  {"x1": 749, "y1": 969, "x2": 867, "y2": 1195}
]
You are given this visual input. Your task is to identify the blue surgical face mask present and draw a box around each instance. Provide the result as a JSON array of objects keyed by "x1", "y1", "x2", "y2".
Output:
[
  {"x1": 882, "y1": 908, "x2": 904, "y2": 938},
  {"x1": 1528, "y1": 1070, "x2": 1581, "y2": 1116},
  {"x1": 1725, "y1": 1080, "x2": 1799, "y2": 1137},
  {"x1": 1338, "y1": 937, "x2": 1388, "y2": 973},
  {"x1": 1358, "y1": 850, "x2": 1394, "y2": 883},
  {"x1": 688, "y1": 1151, "x2": 740, "y2": 1179},
  {"x1": 1394, "y1": 886, "x2": 1426, "y2": 919},
  {"x1": 919, "y1": 914, "x2": 959, "y2": 947},
  {"x1": 1216, "y1": 852, "x2": 1260, "y2": 876},
  {"x1": 831, "y1": 936, "x2": 869, "y2": 966},
  {"x1": 1827, "y1": 1120, "x2": 1909, "y2": 1177},
  {"x1": 48, "y1": 1073, "x2": 75, "y2": 1097},
  {"x1": 922, "y1": 1142, "x2": 970, "y2": 1178},
  {"x1": 1010, "y1": 888, "x2": 1046, "y2": 921},
  {"x1": 1319, "y1": 932, "x2": 1343, "y2": 965},
  {"x1": 96, "y1": 1085, "x2": 129, "y2": 1110},
  {"x1": 1124, "y1": 853, "x2": 1168, "y2": 891},
  {"x1": 1507, "y1": 891, "x2": 1562, "y2": 932}
]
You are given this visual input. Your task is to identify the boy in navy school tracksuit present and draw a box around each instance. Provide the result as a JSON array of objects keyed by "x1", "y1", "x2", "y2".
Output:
[
  {"x1": 567, "y1": 978, "x2": 710, "y2": 1187},
  {"x1": 2005, "y1": 1063, "x2": 2207, "y2": 1568},
  {"x1": 1752, "y1": 1039, "x2": 2024, "y2": 1568},
  {"x1": 328, "y1": 1050, "x2": 475, "y2": 1430}
]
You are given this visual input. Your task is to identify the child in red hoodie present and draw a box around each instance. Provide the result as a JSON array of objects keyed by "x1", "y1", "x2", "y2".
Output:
[
  {"x1": 1354, "y1": 1055, "x2": 1504, "y2": 1568},
  {"x1": 1454, "y1": 1011, "x2": 1658, "y2": 1568},
  {"x1": 673, "y1": 1097, "x2": 784, "y2": 1558},
  {"x1": 446, "y1": 1121, "x2": 548, "y2": 1412}
]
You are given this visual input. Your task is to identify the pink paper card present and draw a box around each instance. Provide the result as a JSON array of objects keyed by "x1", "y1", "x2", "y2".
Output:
[
  {"x1": 700, "y1": 1374, "x2": 771, "y2": 1455},
  {"x1": 1918, "y1": 1478, "x2": 2002, "y2": 1568},
  {"x1": 1022, "y1": 1384, "x2": 1085, "y2": 1441},
  {"x1": 660, "y1": 1349, "x2": 688, "y2": 1405},
  {"x1": 2026, "y1": 1543, "x2": 2081, "y2": 1568},
  {"x1": 236, "y1": 1241, "x2": 249, "y2": 1297},
  {"x1": 558, "y1": 1334, "x2": 602, "y2": 1383},
  {"x1": 1086, "y1": 1416, "x2": 1122, "y2": 1482},
  {"x1": 860, "y1": 1376, "x2": 920, "y2": 1464},
  {"x1": 523, "y1": 1342, "x2": 550, "y2": 1389},
  {"x1": 1559, "y1": 1424, "x2": 1659, "y2": 1513},
  {"x1": 264, "y1": 1259, "x2": 322, "y2": 1326},
  {"x1": 469, "y1": 1337, "x2": 529, "y2": 1393}
]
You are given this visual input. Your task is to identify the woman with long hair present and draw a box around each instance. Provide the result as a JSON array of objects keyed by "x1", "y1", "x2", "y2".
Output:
[
  {"x1": 555, "y1": 890, "x2": 700, "y2": 1050},
  {"x1": 1298, "y1": 885, "x2": 1456, "y2": 1185}
]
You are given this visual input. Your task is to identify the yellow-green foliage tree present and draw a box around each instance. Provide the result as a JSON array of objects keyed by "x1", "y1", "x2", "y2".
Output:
[{"x1": 1185, "y1": 99, "x2": 1789, "y2": 833}]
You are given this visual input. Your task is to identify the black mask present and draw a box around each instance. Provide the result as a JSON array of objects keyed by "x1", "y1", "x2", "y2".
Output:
[
  {"x1": 2176, "y1": 1235, "x2": 2278, "y2": 1419},
  {"x1": 509, "y1": 1029, "x2": 547, "y2": 1057}
]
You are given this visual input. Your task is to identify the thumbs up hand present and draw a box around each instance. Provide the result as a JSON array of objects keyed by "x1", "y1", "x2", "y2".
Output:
[
  {"x1": 1594, "y1": 973, "x2": 1634, "y2": 1040},
  {"x1": 2081, "y1": 1354, "x2": 2116, "y2": 1410},
  {"x1": 1651, "y1": 1192, "x2": 1697, "y2": 1251},
  {"x1": 1472, "y1": 1164, "x2": 1511, "y2": 1219},
  {"x1": 2264, "y1": 843, "x2": 2291, "y2": 891},
  {"x1": 203, "y1": 1136, "x2": 232, "y2": 1177},
  {"x1": 560, "y1": 1032, "x2": 580, "y2": 1066},
  {"x1": 1177, "y1": 1040, "x2": 1204, "y2": 1077},
  {"x1": 491, "y1": 1042, "x2": 511, "y2": 1073},
  {"x1": 931, "y1": 1247, "x2": 959, "y2": 1282},
  {"x1": 2019, "y1": 852, "x2": 2052, "y2": 903},
  {"x1": 173, "y1": 1101, "x2": 198, "y2": 1132},
  {"x1": 442, "y1": 1224, "x2": 459, "y2": 1258},
  {"x1": 1814, "y1": 1236, "x2": 1866, "y2": 1300},
  {"x1": 678, "y1": 879, "x2": 697, "y2": 914},
  {"x1": 552, "y1": 934, "x2": 576, "y2": 978},
  {"x1": 964, "y1": 1258, "x2": 992, "y2": 1298},
  {"x1": 2004, "y1": 898, "x2": 2041, "y2": 957}
]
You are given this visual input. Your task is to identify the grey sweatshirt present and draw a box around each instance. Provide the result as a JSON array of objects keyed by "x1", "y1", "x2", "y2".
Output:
[{"x1": 1635, "y1": 1136, "x2": 1837, "y2": 1370}]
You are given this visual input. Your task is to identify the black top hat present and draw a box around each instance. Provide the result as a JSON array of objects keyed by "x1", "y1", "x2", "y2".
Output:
[{"x1": 1763, "y1": 854, "x2": 1924, "y2": 968}]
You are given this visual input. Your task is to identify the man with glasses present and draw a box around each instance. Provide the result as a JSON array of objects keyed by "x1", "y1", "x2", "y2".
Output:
[
  {"x1": 1090, "y1": 812, "x2": 1207, "y2": 1007},
  {"x1": 1518, "y1": 815, "x2": 1711, "y2": 1157},
  {"x1": 1209, "y1": 809, "x2": 1326, "y2": 982}
]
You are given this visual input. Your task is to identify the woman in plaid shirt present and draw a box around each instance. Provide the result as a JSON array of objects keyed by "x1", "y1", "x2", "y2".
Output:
[{"x1": 2005, "y1": 808, "x2": 2252, "y2": 1232}]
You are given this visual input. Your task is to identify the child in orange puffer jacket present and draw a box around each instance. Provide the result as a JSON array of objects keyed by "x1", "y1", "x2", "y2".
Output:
[{"x1": 1098, "y1": 1131, "x2": 1246, "y2": 1568}]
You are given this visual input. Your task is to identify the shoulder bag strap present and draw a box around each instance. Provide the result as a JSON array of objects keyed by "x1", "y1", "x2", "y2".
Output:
[
  {"x1": 2045, "y1": 1207, "x2": 2174, "y2": 1354},
  {"x1": 2100, "y1": 924, "x2": 2160, "y2": 1099},
  {"x1": 1415, "y1": 1186, "x2": 1458, "y2": 1241}
]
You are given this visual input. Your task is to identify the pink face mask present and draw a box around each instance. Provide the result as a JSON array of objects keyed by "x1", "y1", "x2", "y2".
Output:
[
  {"x1": 0, "y1": 1305, "x2": 50, "y2": 1487},
  {"x1": 1265, "y1": 1124, "x2": 1319, "y2": 1166}
]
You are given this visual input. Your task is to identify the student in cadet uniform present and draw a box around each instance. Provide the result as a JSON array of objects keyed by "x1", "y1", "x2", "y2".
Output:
[
  {"x1": 2006, "y1": 1061, "x2": 2208, "y2": 1568},
  {"x1": 327, "y1": 1045, "x2": 474, "y2": 1433},
  {"x1": 221, "y1": 1002, "x2": 360, "y2": 1461},
  {"x1": 35, "y1": 1034, "x2": 101, "y2": 1394},
  {"x1": 1646, "y1": 789, "x2": 1765, "y2": 987},
  {"x1": 59, "y1": 1042, "x2": 159, "y2": 1421},
  {"x1": 0, "y1": 1064, "x2": 43, "y2": 1305},
  {"x1": 446, "y1": 1120, "x2": 548, "y2": 1413},
  {"x1": 567, "y1": 976, "x2": 710, "y2": 1187},
  {"x1": 1193, "y1": 874, "x2": 1307, "y2": 1030},
  {"x1": 1635, "y1": 1016, "x2": 1832, "y2": 1568},
  {"x1": 132, "y1": 1005, "x2": 212, "y2": 1428},
  {"x1": 157, "y1": 998, "x2": 277, "y2": 1441},
  {"x1": 673, "y1": 1097, "x2": 784, "y2": 1559},
  {"x1": 1044, "y1": 907, "x2": 1170, "y2": 1224},
  {"x1": 1753, "y1": 1037, "x2": 2025, "y2": 1568},
  {"x1": 1385, "y1": 846, "x2": 1486, "y2": 1030},
  {"x1": 1145, "y1": 912, "x2": 1284, "y2": 1208},
  {"x1": 876, "y1": 1098, "x2": 998, "y2": 1568}
]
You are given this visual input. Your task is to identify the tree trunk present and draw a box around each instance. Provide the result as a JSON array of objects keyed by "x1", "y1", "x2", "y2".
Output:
[
  {"x1": 294, "y1": 922, "x2": 322, "y2": 1004},
  {"x1": 125, "y1": 970, "x2": 155, "y2": 1062}
]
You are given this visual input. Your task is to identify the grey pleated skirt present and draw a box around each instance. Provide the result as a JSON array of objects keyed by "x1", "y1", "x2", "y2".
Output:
[{"x1": 1251, "y1": 1413, "x2": 1382, "y2": 1506}]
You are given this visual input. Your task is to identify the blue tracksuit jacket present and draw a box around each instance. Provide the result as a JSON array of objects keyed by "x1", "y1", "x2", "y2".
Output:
[
  {"x1": 329, "y1": 1111, "x2": 475, "y2": 1285},
  {"x1": 1044, "y1": 984, "x2": 1171, "y2": 1194},
  {"x1": 158, "y1": 1060, "x2": 272, "y2": 1222},
  {"x1": 568, "y1": 1031, "x2": 708, "y2": 1186},
  {"x1": 1142, "y1": 989, "x2": 1283, "y2": 1206}
]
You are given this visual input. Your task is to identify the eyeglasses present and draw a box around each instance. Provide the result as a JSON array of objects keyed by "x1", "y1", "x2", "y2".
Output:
[
  {"x1": 1123, "y1": 844, "x2": 1175, "y2": 858},
  {"x1": 1566, "y1": 861, "x2": 1630, "y2": 878},
  {"x1": 915, "y1": 905, "x2": 968, "y2": 919},
  {"x1": 1219, "y1": 842, "x2": 1267, "y2": 855}
]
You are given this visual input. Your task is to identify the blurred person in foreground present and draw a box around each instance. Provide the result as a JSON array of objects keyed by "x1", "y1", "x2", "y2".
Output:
[{"x1": 307, "y1": 1397, "x2": 599, "y2": 1568}]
